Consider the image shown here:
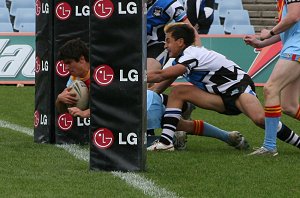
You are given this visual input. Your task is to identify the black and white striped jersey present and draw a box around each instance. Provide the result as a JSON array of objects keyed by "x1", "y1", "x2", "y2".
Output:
[{"x1": 174, "y1": 46, "x2": 250, "y2": 94}]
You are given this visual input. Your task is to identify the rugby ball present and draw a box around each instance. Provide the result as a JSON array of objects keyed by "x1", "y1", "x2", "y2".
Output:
[{"x1": 68, "y1": 80, "x2": 89, "y2": 110}]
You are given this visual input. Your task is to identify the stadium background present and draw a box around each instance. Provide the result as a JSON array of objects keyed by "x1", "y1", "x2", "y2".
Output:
[{"x1": 0, "y1": 0, "x2": 280, "y2": 85}]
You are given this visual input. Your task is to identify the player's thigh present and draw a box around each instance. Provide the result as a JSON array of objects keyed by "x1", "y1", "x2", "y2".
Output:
[
  {"x1": 236, "y1": 93, "x2": 264, "y2": 125},
  {"x1": 280, "y1": 76, "x2": 300, "y2": 112},
  {"x1": 266, "y1": 59, "x2": 300, "y2": 91},
  {"x1": 171, "y1": 85, "x2": 225, "y2": 112}
]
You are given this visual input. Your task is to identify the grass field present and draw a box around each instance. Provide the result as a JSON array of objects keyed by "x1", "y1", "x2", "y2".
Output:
[{"x1": 0, "y1": 85, "x2": 299, "y2": 198}]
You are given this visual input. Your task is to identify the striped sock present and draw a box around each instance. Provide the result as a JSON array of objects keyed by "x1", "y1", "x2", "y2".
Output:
[
  {"x1": 159, "y1": 108, "x2": 181, "y2": 145},
  {"x1": 263, "y1": 105, "x2": 281, "y2": 150},
  {"x1": 295, "y1": 106, "x2": 300, "y2": 120},
  {"x1": 192, "y1": 120, "x2": 229, "y2": 142},
  {"x1": 277, "y1": 122, "x2": 300, "y2": 149}
]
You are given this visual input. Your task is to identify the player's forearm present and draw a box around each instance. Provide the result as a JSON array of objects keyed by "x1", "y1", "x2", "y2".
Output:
[
  {"x1": 147, "y1": 71, "x2": 165, "y2": 83},
  {"x1": 260, "y1": 35, "x2": 281, "y2": 47}
]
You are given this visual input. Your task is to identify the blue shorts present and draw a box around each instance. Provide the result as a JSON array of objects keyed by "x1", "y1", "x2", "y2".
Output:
[{"x1": 147, "y1": 90, "x2": 165, "y2": 130}]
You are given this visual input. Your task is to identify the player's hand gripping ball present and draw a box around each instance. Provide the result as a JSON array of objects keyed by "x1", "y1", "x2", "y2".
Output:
[{"x1": 68, "y1": 80, "x2": 89, "y2": 110}]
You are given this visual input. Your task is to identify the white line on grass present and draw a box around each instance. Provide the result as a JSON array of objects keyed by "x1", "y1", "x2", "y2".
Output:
[{"x1": 0, "y1": 120, "x2": 181, "y2": 198}]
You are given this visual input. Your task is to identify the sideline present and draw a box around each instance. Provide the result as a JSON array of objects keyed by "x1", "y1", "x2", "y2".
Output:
[{"x1": 0, "y1": 120, "x2": 181, "y2": 198}]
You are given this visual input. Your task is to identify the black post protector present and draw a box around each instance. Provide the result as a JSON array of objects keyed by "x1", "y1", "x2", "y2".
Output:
[
  {"x1": 53, "y1": 0, "x2": 90, "y2": 144},
  {"x1": 34, "y1": 0, "x2": 55, "y2": 143},
  {"x1": 90, "y1": 0, "x2": 147, "y2": 171}
]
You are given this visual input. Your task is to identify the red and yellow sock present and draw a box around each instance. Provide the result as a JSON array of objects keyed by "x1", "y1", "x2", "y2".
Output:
[
  {"x1": 264, "y1": 105, "x2": 282, "y2": 117},
  {"x1": 193, "y1": 120, "x2": 204, "y2": 136}
]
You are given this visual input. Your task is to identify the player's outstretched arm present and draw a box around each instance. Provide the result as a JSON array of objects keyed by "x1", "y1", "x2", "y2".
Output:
[{"x1": 244, "y1": 34, "x2": 281, "y2": 48}]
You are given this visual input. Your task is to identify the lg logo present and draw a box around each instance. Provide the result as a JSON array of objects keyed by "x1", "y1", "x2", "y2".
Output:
[
  {"x1": 93, "y1": 0, "x2": 114, "y2": 19},
  {"x1": 34, "y1": 111, "x2": 48, "y2": 127},
  {"x1": 93, "y1": 128, "x2": 114, "y2": 149},
  {"x1": 36, "y1": 0, "x2": 49, "y2": 16},
  {"x1": 56, "y1": 60, "x2": 69, "y2": 77},
  {"x1": 35, "y1": 56, "x2": 48, "y2": 74},
  {"x1": 55, "y1": 2, "x2": 72, "y2": 20},
  {"x1": 93, "y1": 64, "x2": 138, "y2": 86},
  {"x1": 93, "y1": 64, "x2": 114, "y2": 86},
  {"x1": 93, "y1": 0, "x2": 137, "y2": 19},
  {"x1": 93, "y1": 128, "x2": 138, "y2": 149},
  {"x1": 57, "y1": 113, "x2": 73, "y2": 131}
]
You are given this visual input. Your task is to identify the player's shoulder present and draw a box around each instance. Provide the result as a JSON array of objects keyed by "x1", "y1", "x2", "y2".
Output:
[{"x1": 183, "y1": 46, "x2": 206, "y2": 56}]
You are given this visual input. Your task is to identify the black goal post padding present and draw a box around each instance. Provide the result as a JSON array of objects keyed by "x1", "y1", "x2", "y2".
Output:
[
  {"x1": 34, "y1": 0, "x2": 55, "y2": 143},
  {"x1": 53, "y1": 0, "x2": 90, "y2": 145},
  {"x1": 89, "y1": 0, "x2": 147, "y2": 171}
]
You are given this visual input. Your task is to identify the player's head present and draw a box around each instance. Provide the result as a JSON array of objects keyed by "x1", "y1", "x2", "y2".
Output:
[
  {"x1": 58, "y1": 38, "x2": 89, "y2": 63},
  {"x1": 164, "y1": 23, "x2": 195, "y2": 57},
  {"x1": 58, "y1": 38, "x2": 89, "y2": 78},
  {"x1": 164, "y1": 23, "x2": 195, "y2": 46}
]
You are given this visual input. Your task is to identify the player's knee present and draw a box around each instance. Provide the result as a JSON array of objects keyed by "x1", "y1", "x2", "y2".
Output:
[
  {"x1": 263, "y1": 82, "x2": 280, "y2": 99},
  {"x1": 281, "y1": 104, "x2": 296, "y2": 117},
  {"x1": 170, "y1": 86, "x2": 187, "y2": 99},
  {"x1": 253, "y1": 114, "x2": 265, "y2": 129}
]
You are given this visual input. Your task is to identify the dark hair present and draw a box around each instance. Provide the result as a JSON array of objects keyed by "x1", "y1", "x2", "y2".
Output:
[
  {"x1": 58, "y1": 38, "x2": 89, "y2": 62},
  {"x1": 164, "y1": 23, "x2": 195, "y2": 46}
]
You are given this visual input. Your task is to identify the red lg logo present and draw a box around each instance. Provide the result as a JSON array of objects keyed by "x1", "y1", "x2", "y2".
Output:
[
  {"x1": 35, "y1": 56, "x2": 41, "y2": 74},
  {"x1": 55, "y1": 2, "x2": 72, "y2": 20},
  {"x1": 56, "y1": 60, "x2": 70, "y2": 77},
  {"x1": 93, "y1": 0, "x2": 114, "y2": 19},
  {"x1": 93, "y1": 128, "x2": 114, "y2": 149},
  {"x1": 93, "y1": 64, "x2": 114, "y2": 86},
  {"x1": 57, "y1": 113, "x2": 73, "y2": 131},
  {"x1": 34, "y1": 111, "x2": 40, "y2": 128},
  {"x1": 36, "y1": 0, "x2": 41, "y2": 16}
]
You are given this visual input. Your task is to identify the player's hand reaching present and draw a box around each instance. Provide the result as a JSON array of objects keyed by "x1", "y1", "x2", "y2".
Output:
[
  {"x1": 57, "y1": 87, "x2": 78, "y2": 105},
  {"x1": 243, "y1": 35, "x2": 262, "y2": 48}
]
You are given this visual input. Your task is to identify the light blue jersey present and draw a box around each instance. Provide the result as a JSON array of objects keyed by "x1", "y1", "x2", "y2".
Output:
[{"x1": 279, "y1": 0, "x2": 300, "y2": 60}]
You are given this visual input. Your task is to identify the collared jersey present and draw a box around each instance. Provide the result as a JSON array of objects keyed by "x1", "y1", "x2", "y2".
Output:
[
  {"x1": 173, "y1": 46, "x2": 249, "y2": 94},
  {"x1": 147, "y1": 0, "x2": 187, "y2": 45}
]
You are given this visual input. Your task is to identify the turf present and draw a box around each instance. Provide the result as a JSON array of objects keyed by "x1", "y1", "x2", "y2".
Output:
[{"x1": 0, "y1": 85, "x2": 299, "y2": 198}]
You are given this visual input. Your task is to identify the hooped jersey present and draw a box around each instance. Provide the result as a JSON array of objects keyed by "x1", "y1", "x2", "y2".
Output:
[
  {"x1": 147, "y1": 0, "x2": 187, "y2": 45},
  {"x1": 173, "y1": 46, "x2": 249, "y2": 94},
  {"x1": 277, "y1": 0, "x2": 300, "y2": 56}
]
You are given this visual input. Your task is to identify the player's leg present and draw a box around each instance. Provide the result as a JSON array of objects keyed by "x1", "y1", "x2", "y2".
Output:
[
  {"x1": 280, "y1": 77, "x2": 300, "y2": 120},
  {"x1": 236, "y1": 92, "x2": 300, "y2": 149},
  {"x1": 147, "y1": 85, "x2": 226, "y2": 151},
  {"x1": 256, "y1": 58, "x2": 300, "y2": 155},
  {"x1": 177, "y1": 119, "x2": 249, "y2": 150}
]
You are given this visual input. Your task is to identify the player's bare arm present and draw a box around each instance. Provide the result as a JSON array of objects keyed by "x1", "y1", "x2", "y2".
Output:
[
  {"x1": 147, "y1": 64, "x2": 186, "y2": 83},
  {"x1": 260, "y1": 2, "x2": 300, "y2": 40},
  {"x1": 55, "y1": 87, "x2": 78, "y2": 113},
  {"x1": 149, "y1": 78, "x2": 177, "y2": 94},
  {"x1": 244, "y1": 34, "x2": 281, "y2": 48}
]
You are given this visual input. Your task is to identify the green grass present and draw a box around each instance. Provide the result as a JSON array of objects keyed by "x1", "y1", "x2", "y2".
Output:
[{"x1": 0, "y1": 85, "x2": 299, "y2": 198}]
